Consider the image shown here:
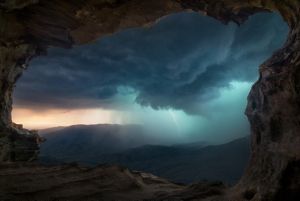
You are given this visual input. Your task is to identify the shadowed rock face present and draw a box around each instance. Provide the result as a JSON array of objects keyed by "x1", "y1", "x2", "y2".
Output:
[
  {"x1": 0, "y1": 0, "x2": 299, "y2": 200},
  {"x1": 0, "y1": 162, "x2": 227, "y2": 201}
]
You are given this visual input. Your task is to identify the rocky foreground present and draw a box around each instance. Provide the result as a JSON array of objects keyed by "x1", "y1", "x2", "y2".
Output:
[
  {"x1": 1, "y1": 0, "x2": 300, "y2": 200},
  {"x1": 0, "y1": 163, "x2": 226, "y2": 201}
]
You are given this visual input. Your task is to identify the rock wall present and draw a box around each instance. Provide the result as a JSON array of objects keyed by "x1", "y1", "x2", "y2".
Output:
[
  {"x1": 0, "y1": 13, "x2": 40, "y2": 161},
  {"x1": 0, "y1": 0, "x2": 299, "y2": 200},
  {"x1": 241, "y1": 6, "x2": 300, "y2": 200}
]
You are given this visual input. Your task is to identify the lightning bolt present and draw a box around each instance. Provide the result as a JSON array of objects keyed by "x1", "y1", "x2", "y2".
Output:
[{"x1": 168, "y1": 110, "x2": 180, "y2": 137}]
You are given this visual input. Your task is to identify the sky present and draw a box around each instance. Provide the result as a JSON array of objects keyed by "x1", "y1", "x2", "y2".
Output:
[{"x1": 12, "y1": 12, "x2": 288, "y2": 144}]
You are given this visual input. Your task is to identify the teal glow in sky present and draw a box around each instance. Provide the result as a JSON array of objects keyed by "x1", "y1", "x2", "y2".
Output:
[
  {"x1": 13, "y1": 12, "x2": 288, "y2": 144},
  {"x1": 91, "y1": 81, "x2": 252, "y2": 144}
]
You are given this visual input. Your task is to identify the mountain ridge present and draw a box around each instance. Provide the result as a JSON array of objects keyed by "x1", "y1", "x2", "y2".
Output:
[{"x1": 39, "y1": 124, "x2": 250, "y2": 185}]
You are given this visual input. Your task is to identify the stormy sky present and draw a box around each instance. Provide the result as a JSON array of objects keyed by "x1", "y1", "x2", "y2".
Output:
[{"x1": 13, "y1": 12, "x2": 288, "y2": 144}]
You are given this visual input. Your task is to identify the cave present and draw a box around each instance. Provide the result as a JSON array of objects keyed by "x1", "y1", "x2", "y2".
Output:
[{"x1": 0, "y1": 0, "x2": 300, "y2": 201}]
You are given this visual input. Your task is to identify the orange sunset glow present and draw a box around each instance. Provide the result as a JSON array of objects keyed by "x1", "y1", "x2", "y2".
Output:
[{"x1": 12, "y1": 107, "x2": 128, "y2": 129}]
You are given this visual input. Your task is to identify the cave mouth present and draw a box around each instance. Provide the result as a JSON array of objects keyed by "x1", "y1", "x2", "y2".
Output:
[
  {"x1": 10, "y1": 11, "x2": 288, "y2": 185},
  {"x1": 1, "y1": 1, "x2": 300, "y2": 200}
]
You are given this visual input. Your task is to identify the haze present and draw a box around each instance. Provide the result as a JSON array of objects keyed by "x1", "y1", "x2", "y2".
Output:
[{"x1": 13, "y1": 12, "x2": 288, "y2": 144}]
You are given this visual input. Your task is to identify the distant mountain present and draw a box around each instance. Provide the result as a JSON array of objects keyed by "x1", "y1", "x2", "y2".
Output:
[
  {"x1": 39, "y1": 124, "x2": 158, "y2": 163},
  {"x1": 99, "y1": 136, "x2": 250, "y2": 185},
  {"x1": 39, "y1": 126, "x2": 66, "y2": 135},
  {"x1": 39, "y1": 124, "x2": 250, "y2": 185}
]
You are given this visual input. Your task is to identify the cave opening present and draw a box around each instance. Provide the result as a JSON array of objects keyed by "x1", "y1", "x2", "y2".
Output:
[
  {"x1": 10, "y1": 11, "x2": 288, "y2": 185},
  {"x1": 1, "y1": 0, "x2": 300, "y2": 200}
]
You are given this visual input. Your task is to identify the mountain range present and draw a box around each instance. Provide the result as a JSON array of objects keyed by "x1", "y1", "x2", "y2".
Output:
[{"x1": 39, "y1": 124, "x2": 250, "y2": 185}]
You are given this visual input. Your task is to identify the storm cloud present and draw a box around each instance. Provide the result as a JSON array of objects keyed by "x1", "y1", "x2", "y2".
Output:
[{"x1": 14, "y1": 12, "x2": 288, "y2": 114}]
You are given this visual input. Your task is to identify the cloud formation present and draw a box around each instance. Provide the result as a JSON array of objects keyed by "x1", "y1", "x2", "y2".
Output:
[{"x1": 14, "y1": 12, "x2": 288, "y2": 114}]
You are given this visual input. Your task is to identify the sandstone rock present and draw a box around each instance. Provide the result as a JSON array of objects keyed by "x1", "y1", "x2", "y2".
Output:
[
  {"x1": 0, "y1": 126, "x2": 40, "y2": 161},
  {"x1": 0, "y1": 0, "x2": 299, "y2": 200},
  {"x1": 0, "y1": 163, "x2": 225, "y2": 201}
]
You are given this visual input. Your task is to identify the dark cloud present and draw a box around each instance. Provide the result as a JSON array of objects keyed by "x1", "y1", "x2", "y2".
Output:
[{"x1": 14, "y1": 12, "x2": 288, "y2": 113}]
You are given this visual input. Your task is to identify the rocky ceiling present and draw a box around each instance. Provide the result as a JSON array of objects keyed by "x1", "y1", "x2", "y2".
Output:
[{"x1": 0, "y1": 0, "x2": 299, "y2": 200}]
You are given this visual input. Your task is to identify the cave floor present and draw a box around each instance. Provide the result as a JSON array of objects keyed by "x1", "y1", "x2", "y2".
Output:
[{"x1": 0, "y1": 163, "x2": 226, "y2": 201}]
